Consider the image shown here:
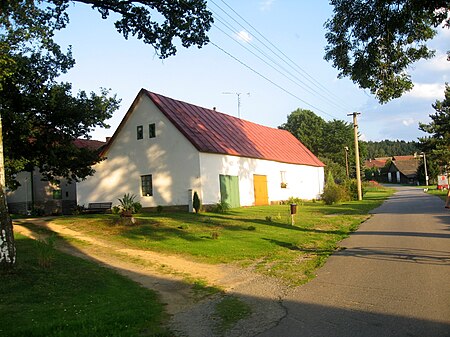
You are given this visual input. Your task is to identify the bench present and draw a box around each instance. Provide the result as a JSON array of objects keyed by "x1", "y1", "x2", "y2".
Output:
[{"x1": 85, "y1": 202, "x2": 112, "y2": 214}]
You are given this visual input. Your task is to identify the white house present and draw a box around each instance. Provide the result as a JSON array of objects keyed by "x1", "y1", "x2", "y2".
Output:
[
  {"x1": 7, "y1": 139, "x2": 106, "y2": 215},
  {"x1": 77, "y1": 90, "x2": 325, "y2": 210}
]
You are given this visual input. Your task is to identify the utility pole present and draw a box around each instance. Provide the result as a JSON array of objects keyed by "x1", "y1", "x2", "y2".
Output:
[
  {"x1": 222, "y1": 92, "x2": 250, "y2": 118},
  {"x1": 422, "y1": 152, "x2": 429, "y2": 186},
  {"x1": 348, "y1": 112, "x2": 362, "y2": 201}
]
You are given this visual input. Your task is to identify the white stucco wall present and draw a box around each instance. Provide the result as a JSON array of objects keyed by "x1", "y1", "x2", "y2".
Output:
[
  {"x1": 77, "y1": 95, "x2": 201, "y2": 207},
  {"x1": 199, "y1": 152, "x2": 324, "y2": 206}
]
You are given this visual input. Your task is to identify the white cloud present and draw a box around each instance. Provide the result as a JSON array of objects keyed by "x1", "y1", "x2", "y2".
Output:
[
  {"x1": 405, "y1": 82, "x2": 446, "y2": 100},
  {"x1": 402, "y1": 118, "x2": 415, "y2": 126},
  {"x1": 420, "y1": 52, "x2": 450, "y2": 72},
  {"x1": 236, "y1": 30, "x2": 252, "y2": 43},
  {"x1": 260, "y1": 0, "x2": 275, "y2": 11}
]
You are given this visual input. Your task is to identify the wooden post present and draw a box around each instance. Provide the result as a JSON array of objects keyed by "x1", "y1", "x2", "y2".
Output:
[{"x1": 348, "y1": 112, "x2": 362, "y2": 201}]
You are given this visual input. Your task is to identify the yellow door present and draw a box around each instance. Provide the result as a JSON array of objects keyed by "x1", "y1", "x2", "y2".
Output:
[{"x1": 254, "y1": 175, "x2": 269, "y2": 206}]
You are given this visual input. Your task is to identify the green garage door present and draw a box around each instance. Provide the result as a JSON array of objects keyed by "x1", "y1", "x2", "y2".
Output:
[{"x1": 219, "y1": 175, "x2": 240, "y2": 208}]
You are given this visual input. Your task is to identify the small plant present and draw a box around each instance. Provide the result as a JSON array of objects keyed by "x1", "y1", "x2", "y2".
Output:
[
  {"x1": 193, "y1": 191, "x2": 201, "y2": 213},
  {"x1": 247, "y1": 225, "x2": 256, "y2": 231},
  {"x1": 265, "y1": 216, "x2": 272, "y2": 222},
  {"x1": 36, "y1": 235, "x2": 57, "y2": 268},
  {"x1": 117, "y1": 193, "x2": 142, "y2": 217},
  {"x1": 211, "y1": 231, "x2": 220, "y2": 240},
  {"x1": 275, "y1": 213, "x2": 282, "y2": 220},
  {"x1": 213, "y1": 200, "x2": 230, "y2": 213},
  {"x1": 156, "y1": 205, "x2": 163, "y2": 213}
]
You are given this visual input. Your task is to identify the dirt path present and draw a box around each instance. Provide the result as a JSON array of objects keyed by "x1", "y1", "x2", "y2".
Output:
[{"x1": 14, "y1": 218, "x2": 289, "y2": 337}]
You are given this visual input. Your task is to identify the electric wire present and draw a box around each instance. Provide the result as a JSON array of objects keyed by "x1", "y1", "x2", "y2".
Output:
[
  {"x1": 214, "y1": 0, "x2": 353, "y2": 111},
  {"x1": 209, "y1": 41, "x2": 337, "y2": 119},
  {"x1": 212, "y1": 12, "x2": 348, "y2": 113}
]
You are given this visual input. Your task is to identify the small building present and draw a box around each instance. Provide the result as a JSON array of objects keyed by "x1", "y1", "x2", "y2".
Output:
[
  {"x1": 6, "y1": 139, "x2": 106, "y2": 215},
  {"x1": 386, "y1": 156, "x2": 419, "y2": 184},
  {"x1": 77, "y1": 90, "x2": 325, "y2": 210}
]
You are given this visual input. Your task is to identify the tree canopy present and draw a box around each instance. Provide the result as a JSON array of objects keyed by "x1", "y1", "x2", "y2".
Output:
[
  {"x1": 0, "y1": 0, "x2": 213, "y2": 269},
  {"x1": 325, "y1": 0, "x2": 450, "y2": 103},
  {"x1": 279, "y1": 109, "x2": 364, "y2": 181},
  {"x1": 419, "y1": 83, "x2": 450, "y2": 167}
]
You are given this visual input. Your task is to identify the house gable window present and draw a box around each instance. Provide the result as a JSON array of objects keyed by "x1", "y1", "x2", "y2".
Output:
[
  {"x1": 137, "y1": 125, "x2": 143, "y2": 140},
  {"x1": 141, "y1": 175, "x2": 153, "y2": 196},
  {"x1": 149, "y1": 123, "x2": 156, "y2": 138}
]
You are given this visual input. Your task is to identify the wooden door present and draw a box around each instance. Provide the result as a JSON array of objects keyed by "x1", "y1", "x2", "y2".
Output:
[
  {"x1": 219, "y1": 175, "x2": 240, "y2": 208},
  {"x1": 253, "y1": 175, "x2": 269, "y2": 206}
]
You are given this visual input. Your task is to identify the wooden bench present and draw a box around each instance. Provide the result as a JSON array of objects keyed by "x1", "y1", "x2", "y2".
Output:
[{"x1": 85, "y1": 202, "x2": 112, "y2": 214}]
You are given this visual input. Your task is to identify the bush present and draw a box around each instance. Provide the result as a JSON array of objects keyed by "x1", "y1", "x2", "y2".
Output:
[
  {"x1": 193, "y1": 191, "x2": 201, "y2": 213},
  {"x1": 213, "y1": 200, "x2": 230, "y2": 213},
  {"x1": 156, "y1": 205, "x2": 163, "y2": 213},
  {"x1": 322, "y1": 183, "x2": 347, "y2": 205},
  {"x1": 343, "y1": 179, "x2": 361, "y2": 201},
  {"x1": 117, "y1": 193, "x2": 142, "y2": 216}
]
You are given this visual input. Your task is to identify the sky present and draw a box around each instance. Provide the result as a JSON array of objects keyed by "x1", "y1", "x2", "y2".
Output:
[{"x1": 53, "y1": 0, "x2": 450, "y2": 143}]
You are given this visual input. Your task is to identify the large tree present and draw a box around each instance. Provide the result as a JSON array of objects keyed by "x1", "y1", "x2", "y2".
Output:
[
  {"x1": 279, "y1": 108, "x2": 326, "y2": 155},
  {"x1": 419, "y1": 83, "x2": 450, "y2": 167},
  {"x1": 0, "y1": 0, "x2": 213, "y2": 269},
  {"x1": 325, "y1": 0, "x2": 450, "y2": 103}
]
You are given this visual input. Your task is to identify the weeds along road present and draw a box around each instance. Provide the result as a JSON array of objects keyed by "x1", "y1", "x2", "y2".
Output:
[{"x1": 258, "y1": 185, "x2": 450, "y2": 337}]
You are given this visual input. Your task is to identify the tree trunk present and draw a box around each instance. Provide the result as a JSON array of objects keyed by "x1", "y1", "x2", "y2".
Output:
[{"x1": 0, "y1": 114, "x2": 16, "y2": 270}]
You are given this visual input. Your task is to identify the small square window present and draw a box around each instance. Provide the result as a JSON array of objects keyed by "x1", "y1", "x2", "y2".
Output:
[
  {"x1": 149, "y1": 123, "x2": 156, "y2": 138},
  {"x1": 141, "y1": 175, "x2": 153, "y2": 196},
  {"x1": 137, "y1": 125, "x2": 143, "y2": 140}
]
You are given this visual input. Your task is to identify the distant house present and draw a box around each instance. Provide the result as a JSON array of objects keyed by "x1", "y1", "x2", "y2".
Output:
[
  {"x1": 6, "y1": 139, "x2": 106, "y2": 215},
  {"x1": 77, "y1": 90, "x2": 325, "y2": 210},
  {"x1": 386, "y1": 156, "x2": 419, "y2": 184}
]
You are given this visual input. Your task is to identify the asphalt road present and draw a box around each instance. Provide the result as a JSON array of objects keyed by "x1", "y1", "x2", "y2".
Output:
[{"x1": 258, "y1": 186, "x2": 450, "y2": 337}]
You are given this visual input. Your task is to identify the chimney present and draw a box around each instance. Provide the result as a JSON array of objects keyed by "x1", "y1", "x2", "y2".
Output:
[{"x1": 213, "y1": 107, "x2": 216, "y2": 111}]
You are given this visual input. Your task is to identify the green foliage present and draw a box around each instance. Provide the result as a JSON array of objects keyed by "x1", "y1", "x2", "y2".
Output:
[
  {"x1": 322, "y1": 184, "x2": 346, "y2": 205},
  {"x1": 324, "y1": 0, "x2": 446, "y2": 103},
  {"x1": 193, "y1": 191, "x2": 201, "y2": 213},
  {"x1": 419, "y1": 84, "x2": 450, "y2": 168},
  {"x1": 247, "y1": 225, "x2": 256, "y2": 231},
  {"x1": 111, "y1": 205, "x2": 121, "y2": 215},
  {"x1": 213, "y1": 200, "x2": 230, "y2": 213},
  {"x1": 156, "y1": 205, "x2": 163, "y2": 213},
  {"x1": 363, "y1": 140, "x2": 419, "y2": 158},
  {"x1": 279, "y1": 108, "x2": 326, "y2": 155},
  {"x1": 117, "y1": 193, "x2": 142, "y2": 215},
  {"x1": 343, "y1": 179, "x2": 360, "y2": 201}
]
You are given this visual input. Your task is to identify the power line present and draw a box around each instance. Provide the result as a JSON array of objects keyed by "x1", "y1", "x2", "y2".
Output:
[
  {"x1": 209, "y1": 0, "x2": 354, "y2": 112},
  {"x1": 210, "y1": 41, "x2": 338, "y2": 119},
  {"x1": 212, "y1": 13, "x2": 349, "y2": 113}
]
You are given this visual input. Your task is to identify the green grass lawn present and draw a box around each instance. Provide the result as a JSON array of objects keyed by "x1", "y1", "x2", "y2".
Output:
[
  {"x1": 0, "y1": 235, "x2": 171, "y2": 337},
  {"x1": 48, "y1": 186, "x2": 393, "y2": 286}
]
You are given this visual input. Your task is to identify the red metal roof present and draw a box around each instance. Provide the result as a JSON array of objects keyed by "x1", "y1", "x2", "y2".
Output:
[{"x1": 145, "y1": 91, "x2": 324, "y2": 167}]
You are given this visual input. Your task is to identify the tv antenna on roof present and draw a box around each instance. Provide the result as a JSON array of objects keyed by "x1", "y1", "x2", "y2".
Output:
[{"x1": 222, "y1": 92, "x2": 250, "y2": 118}]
